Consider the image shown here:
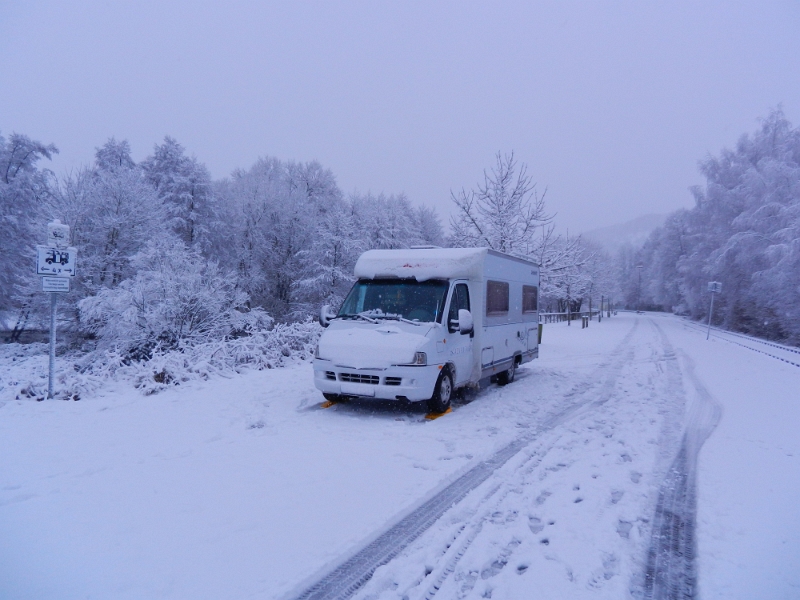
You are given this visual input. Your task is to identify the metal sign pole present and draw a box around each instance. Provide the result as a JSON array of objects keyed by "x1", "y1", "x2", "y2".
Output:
[
  {"x1": 706, "y1": 281, "x2": 722, "y2": 341},
  {"x1": 49, "y1": 292, "x2": 57, "y2": 398},
  {"x1": 706, "y1": 290, "x2": 715, "y2": 341},
  {"x1": 36, "y1": 220, "x2": 77, "y2": 400}
]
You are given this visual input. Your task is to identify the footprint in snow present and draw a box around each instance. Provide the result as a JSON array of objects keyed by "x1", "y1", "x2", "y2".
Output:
[
  {"x1": 490, "y1": 510, "x2": 518, "y2": 524},
  {"x1": 455, "y1": 570, "x2": 479, "y2": 595},
  {"x1": 535, "y1": 490, "x2": 552, "y2": 505},
  {"x1": 616, "y1": 520, "x2": 633, "y2": 539},
  {"x1": 630, "y1": 471, "x2": 642, "y2": 483},
  {"x1": 528, "y1": 516, "x2": 544, "y2": 534},
  {"x1": 587, "y1": 552, "x2": 619, "y2": 588},
  {"x1": 480, "y1": 539, "x2": 520, "y2": 580},
  {"x1": 611, "y1": 490, "x2": 624, "y2": 504}
]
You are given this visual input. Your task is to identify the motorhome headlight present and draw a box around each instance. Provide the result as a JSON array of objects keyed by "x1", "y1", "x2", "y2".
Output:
[{"x1": 408, "y1": 352, "x2": 427, "y2": 366}]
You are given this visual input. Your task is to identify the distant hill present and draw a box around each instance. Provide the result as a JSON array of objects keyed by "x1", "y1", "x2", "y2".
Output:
[{"x1": 581, "y1": 213, "x2": 667, "y2": 254}]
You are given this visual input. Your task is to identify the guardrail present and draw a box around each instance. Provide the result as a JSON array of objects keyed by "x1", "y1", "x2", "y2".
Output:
[{"x1": 539, "y1": 310, "x2": 603, "y2": 324}]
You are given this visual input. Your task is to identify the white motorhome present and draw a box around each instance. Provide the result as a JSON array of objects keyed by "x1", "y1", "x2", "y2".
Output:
[{"x1": 313, "y1": 248, "x2": 540, "y2": 412}]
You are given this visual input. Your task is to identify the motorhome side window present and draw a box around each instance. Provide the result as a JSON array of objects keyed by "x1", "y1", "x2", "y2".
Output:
[
  {"x1": 522, "y1": 285, "x2": 538, "y2": 313},
  {"x1": 486, "y1": 280, "x2": 509, "y2": 316},
  {"x1": 447, "y1": 283, "x2": 470, "y2": 330}
]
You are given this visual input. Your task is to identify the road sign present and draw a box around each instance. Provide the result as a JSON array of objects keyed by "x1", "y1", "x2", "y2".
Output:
[
  {"x1": 42, "y1": 276, "x2": 70, "y2": 293},
  {"x1": 36, "y1": 245, "x2": 78, "y2": 277},
  {"x1": 47, "y1": 220, "x2": 71, "y2": 248}
]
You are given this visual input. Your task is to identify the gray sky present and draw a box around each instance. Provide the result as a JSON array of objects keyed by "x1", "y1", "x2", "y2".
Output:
[{"x1": 2, "y1": 1, "x2": 799, "y2": 234}]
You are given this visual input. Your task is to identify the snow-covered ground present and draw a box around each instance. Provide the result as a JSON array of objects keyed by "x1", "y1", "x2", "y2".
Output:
[{"x1": 1, "y1": 313, "x2": 798, "y2": 599}]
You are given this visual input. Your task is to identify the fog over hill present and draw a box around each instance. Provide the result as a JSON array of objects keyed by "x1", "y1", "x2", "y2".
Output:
[{"x1": 581, "y1": 213, "x2": 667, "y2": 253}]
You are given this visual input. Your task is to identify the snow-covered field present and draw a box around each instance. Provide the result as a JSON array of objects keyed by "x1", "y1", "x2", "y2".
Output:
[{"x1": 1, "y1": 313, "x2": 798, "y2": 599}]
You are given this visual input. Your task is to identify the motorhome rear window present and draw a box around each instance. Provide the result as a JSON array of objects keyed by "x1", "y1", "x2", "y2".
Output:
[
  {"x1": 523, "y1": 285, "x2": 538, "y2": 313},
  {"x1": 486, "y1": 280, "x2": 509, "y2": 316},
  {"x1": 338, "y1": 279, "x2": 449, "y2": 323}
]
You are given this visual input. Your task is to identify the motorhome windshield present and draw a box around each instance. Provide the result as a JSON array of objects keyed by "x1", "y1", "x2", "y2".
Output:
[{"x1": 338, "y1": 279, "x2": 449, "y2": 323}]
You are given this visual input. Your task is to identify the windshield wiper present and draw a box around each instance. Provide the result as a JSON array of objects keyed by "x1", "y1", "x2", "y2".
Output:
[
  {"x1": 377, "y1": 314, "x2": 423, "y2": 326},
  {"x1": 338, "y1": 313, "x2": 378, "y2": 323},
  {"x1": 341, "y1": 312, "x2": 424, "y2": 325},
  {"x1": 352, "y1": 312, "x2": 379, "y2": 323}
]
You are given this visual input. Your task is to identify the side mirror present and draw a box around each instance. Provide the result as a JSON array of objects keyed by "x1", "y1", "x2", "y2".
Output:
[
  {"x1": 457, "y1": 309, "x2": 473, "y2": 335},
  {"x1": 319, "y1": 305, "x2": 336, "y2": 328}
]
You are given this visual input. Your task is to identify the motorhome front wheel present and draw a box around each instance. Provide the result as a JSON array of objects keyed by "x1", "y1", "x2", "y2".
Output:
[{"x1": 428, "y1": 370, "x2": 453, "y2": 413}]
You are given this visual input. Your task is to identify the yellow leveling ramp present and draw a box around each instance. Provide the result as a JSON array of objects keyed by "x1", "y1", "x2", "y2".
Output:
[{"x1": 424, "y1": 407, "x2": 453, "y2": 420}]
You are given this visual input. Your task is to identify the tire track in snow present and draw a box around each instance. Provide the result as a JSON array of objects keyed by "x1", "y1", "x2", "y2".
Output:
[
  {"x1": 681, "y1": 321, "x2": 800, "y2": 368},
  {"x1": 643, "y1": 322, "x2": 722, "y2": 600},
  {"x1": 286, "y1": 320, "x2": 641, "y2": 600}
]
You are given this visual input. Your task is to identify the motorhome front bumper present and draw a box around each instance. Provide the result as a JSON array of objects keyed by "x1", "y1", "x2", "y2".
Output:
[{"x1": 313, "y1": 360, "x2": 440, "y2": 402}]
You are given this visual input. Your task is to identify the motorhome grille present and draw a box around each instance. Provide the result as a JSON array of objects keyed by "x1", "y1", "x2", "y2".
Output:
[
  {"x1": 339, "y1": 373, "x2": 380, "y2": 385},
  {"x1": 385, "y1": 377, "x2": 402, "y2": 386},
  {"x1": 325, "y1": 371, "x2": 336, "y2": 381}
]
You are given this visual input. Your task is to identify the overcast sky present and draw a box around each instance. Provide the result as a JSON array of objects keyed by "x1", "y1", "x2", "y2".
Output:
[{"x1": 2, "y1": 1, "x2": 799, "y2": 234}]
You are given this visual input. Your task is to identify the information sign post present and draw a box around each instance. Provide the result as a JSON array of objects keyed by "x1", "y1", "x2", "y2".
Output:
[
  {"x1": 706, "y1": 281, "x2": 722, "y2": 340},
  {"x1": 38, "y1": 220, "x2": 77, "y2": 399}
]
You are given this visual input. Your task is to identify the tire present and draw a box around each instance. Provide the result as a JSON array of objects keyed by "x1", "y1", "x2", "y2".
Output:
[
  {"x1": 428, "y1": 369, "x2": 453, "y2": 413},
  {"x1": 496, "y1": 359, "x2": 516, "y2": 386}
]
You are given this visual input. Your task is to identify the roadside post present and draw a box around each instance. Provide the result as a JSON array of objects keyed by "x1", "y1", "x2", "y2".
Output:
[
  {"x1": 636, "y1": 264, "x2": 644, "y2": 313},
  {"x1": 36, "y1": 220, "x2": 77, "y2": 398},
  {"x1": 706, "y1": 281, "x2": 722, "y2": 340}
]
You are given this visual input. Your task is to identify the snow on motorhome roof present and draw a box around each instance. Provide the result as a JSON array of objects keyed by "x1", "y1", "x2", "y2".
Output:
[{"x1": 354, "y1": 248, "x2": 536, "y2": 281}]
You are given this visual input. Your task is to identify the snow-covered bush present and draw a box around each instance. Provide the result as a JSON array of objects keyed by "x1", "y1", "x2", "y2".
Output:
[
  {"x1": 78, "y1": 238, "x2": 272, "y2": 360},
  {"x1": 121, "y1": 320, "x2": 320, "y2": 395},
  {"x1": 0, "y1": 320, "x2": 321, "y2": 401}
]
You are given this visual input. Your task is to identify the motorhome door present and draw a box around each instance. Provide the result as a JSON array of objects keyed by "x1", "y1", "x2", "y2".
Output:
[{"x1": 443, "y1": 281, "x2": 472, "y2": 386}]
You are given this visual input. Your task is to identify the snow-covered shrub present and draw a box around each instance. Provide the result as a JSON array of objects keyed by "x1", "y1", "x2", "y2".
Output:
[
  {"x1": 1, "y1": 320, "x2": 321, "y2": 401},
  {"x1": 122, "y1": 320, "x2": 321, "y2": 395},
  {"x1": 78, "y1": 238, "x2": 272, "y2": 360},
  {"x1": 0, "y1": 342, "x2": 107, "y2": 402}
]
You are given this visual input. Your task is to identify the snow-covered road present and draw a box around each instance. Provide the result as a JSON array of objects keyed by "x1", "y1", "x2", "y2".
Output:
[{"x1": 1, "y1": 313, "x2": 798, "y2": 599}]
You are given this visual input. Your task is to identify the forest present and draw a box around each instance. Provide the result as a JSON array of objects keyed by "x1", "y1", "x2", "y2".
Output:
[
  {"x1": 628, "y1": 108, "x2": 800, "y2": 345},
  {"x1": 0, "y1": 137, "x2": 612, "y2": 359},
  {"x1": 1, "y1": 107, "x2": 798, "y2": 376}
]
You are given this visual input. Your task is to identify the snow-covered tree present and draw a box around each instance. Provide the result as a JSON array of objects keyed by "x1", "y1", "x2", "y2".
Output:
[
  {"x1": 294, "y1": 202, "x2": 363, "y2": 312},
  {"x1": 413, "y1": 205, "x2": 445, "y2": 247},
  {"x1": 57, "y1": 140, "x2": 171, "y2": 292},
  {"x1": 142, "y1": 137, "x2": 215, "y2": 250},
  {"x1": 79, "y1": 237, "x2": 270, "y2": 360},
  {"x1": 449, "y1": 152, "x2": 595, "y2": 312},
  {"x1": 213, "y1": 157, "x2": 334, "y2": 320},
  {"x1": 450, "y1": 152, "x2": 551, "y2": 255},
  {"x1": 0, "y1": 132, "x2": 58, "y2": 339},
  {"x1": 632, "y1": 108, "x2": 800, "y2": 343}
]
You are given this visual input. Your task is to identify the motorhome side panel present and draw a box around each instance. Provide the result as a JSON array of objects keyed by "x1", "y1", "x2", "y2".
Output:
[{"x1": 479, "y1": 252, "x2": 539, "y2": 379}]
